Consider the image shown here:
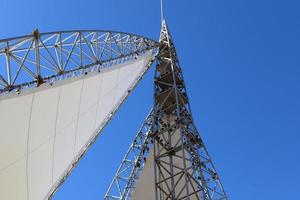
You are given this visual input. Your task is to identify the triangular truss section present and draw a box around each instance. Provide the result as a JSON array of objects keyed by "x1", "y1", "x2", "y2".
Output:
[{"x1": 0, "y1": 30, "x2": 157, "y2": 95}]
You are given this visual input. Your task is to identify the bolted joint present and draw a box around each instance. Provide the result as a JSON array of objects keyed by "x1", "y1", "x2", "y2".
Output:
[
  {"x1": 58, "y1": 70, "x2": 64, "y2": 75},
  {"x1": 36, "y1": 75, "x2": 44, "y2": 86},
  {"x1": 32, "y1": 29, "x2": 40, "y2": 40},
  {"x1": 4, "y1": 48, "x2": 11, "y2": 56},
  {"x1": 6, "y1": 85, "x2": 14, "y2": 92}
]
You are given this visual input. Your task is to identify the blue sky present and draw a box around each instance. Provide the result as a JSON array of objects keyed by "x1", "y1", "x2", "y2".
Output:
[{"x1": 1, "y1": 0, "x2": 300, "y2": 199}]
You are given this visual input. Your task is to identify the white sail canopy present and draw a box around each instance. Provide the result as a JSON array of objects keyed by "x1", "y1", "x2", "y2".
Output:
[{"x1": 0, "y1": 53, "x2": 152, "y2": 200}]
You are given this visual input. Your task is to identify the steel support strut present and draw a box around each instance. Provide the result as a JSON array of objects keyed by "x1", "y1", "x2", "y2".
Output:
[{"x1": 104, "y1": 110, "x2": 154, "y2": 200}]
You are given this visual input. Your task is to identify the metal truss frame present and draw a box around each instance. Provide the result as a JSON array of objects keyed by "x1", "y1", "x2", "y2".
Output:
[
  {"x1": 105, "y1": 21, "x2": 227, "y2": 200},
  {"x1": 0, "y1": 30, "x2": 158, "y2": 95}
]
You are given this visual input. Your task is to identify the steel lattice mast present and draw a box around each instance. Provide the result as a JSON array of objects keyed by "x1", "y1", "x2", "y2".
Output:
[{"x1": 105, "y1": 21, "x2": 227, "y2": 200}]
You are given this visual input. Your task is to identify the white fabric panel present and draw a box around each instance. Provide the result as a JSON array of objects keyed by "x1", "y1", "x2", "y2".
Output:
[
  {"x1": 94, "y1": 69, "x2": 119, "y2": 131},
  {"x1": 0, "y1": 95, "x2": 32, "y2": 200},
  {"x1": 74, "y1": 74, "x2": 102, "y2": 154},
  {"x1": 53, "y1": 79, "x2": 83, "y2": 182},
  {"x1": 114, "y1": 62, "x2": 141, "y2": 103},
  {"x1": 0, "y1": 158, "x2": 27, "y2": 200},
  {"x1": 27, "y1": 87, "x2": 60, "y2": 200},
  {"x1": 131, "y1": 148, "x2": 156, "y2": 200},
  {"x1": 28, "y1": 88, "x2": 60, "y2": 152},
  {"x1": 28, "y1": 140, "x2": 53, "y2": 200},
  {"x1": 0, "y1": 95, "x2": 32, "y2": 170},
  {"x1": 0, "y1": 53, "x2": 151, "y2": 200},
  {"x1": 53, "y1": 123, "x2": 76, "y2": 182}
]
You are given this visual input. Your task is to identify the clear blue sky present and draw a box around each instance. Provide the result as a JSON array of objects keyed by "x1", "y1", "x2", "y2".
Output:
[{"x1": 1, "y1": 0, "x2": 300, "y2": 199}]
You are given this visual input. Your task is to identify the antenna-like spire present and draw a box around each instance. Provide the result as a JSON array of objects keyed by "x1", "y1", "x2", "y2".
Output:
[{"x1": 160, "y1": 0, "x2": 165, "y2": 23}]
